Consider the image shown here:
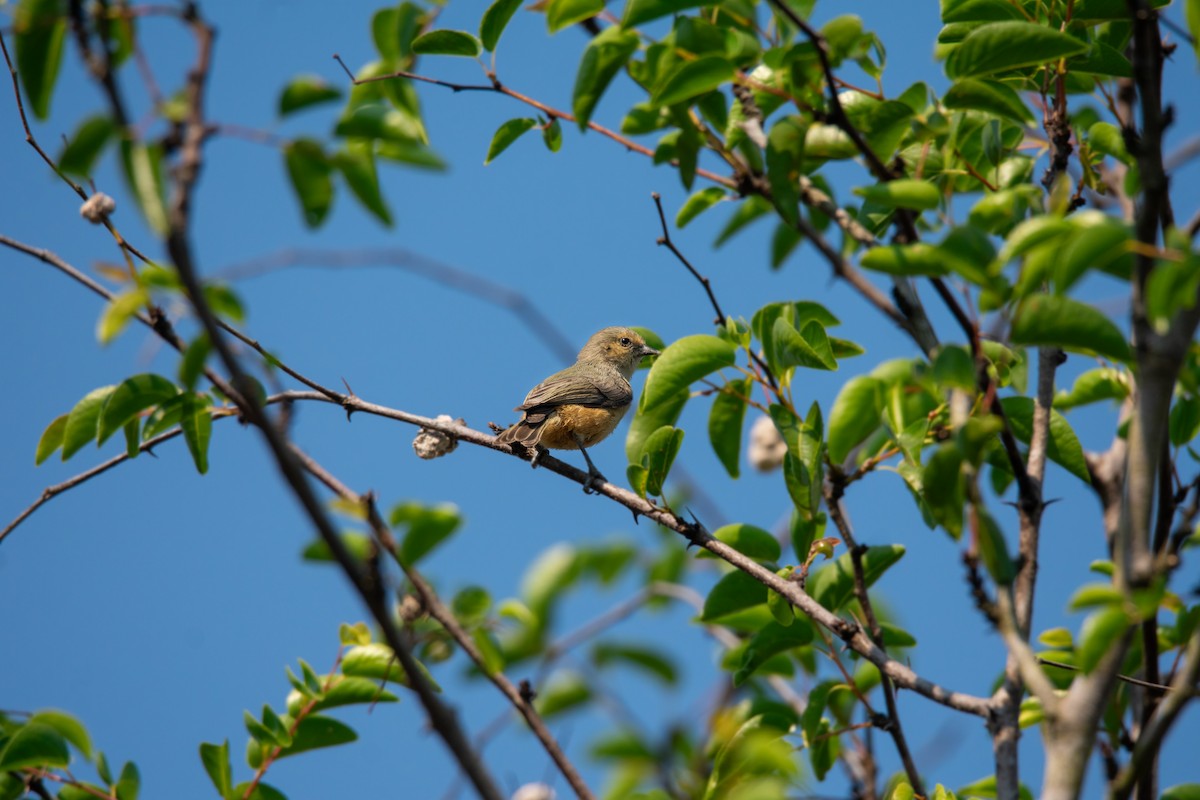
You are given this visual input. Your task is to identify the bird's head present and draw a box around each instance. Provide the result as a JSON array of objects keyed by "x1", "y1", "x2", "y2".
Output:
[{"x1": 578, "y1": 327, "x2": 659, "y2": 379}]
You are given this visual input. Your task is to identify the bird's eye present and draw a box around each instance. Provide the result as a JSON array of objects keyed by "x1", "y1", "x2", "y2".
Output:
[{"x1": 619, "y1": 337, "x2": 632, "y2": 347}]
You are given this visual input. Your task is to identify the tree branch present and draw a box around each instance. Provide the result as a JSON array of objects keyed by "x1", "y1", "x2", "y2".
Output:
[{"x1": 289, "y1": 447, "x2": 597, "y2": 800}]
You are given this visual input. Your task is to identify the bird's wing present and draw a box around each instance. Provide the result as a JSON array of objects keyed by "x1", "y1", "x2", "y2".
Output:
[{"x1": 516, "y1": 367, "x2": 631, "y2": 412}]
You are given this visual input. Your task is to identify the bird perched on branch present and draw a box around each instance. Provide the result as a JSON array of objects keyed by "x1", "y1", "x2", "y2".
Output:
[{"x1": 497, "y1": 327, "x2": 659, "y2": 493}]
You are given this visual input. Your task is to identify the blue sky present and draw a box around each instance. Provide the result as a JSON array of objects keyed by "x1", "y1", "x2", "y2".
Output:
[{"x1": 2, "y1": 1, "x2": 1199, "y2": 798}]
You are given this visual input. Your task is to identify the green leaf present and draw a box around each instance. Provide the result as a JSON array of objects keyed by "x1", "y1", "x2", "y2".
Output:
[
  {"x1": 14, "y1": 0, "x2": 67, "y2": 120},
  {"x1": 807, "y1": 545, "x2": 905, "y2": 612},
  {"x1": 948, "y1": 21, "x2": 1088, "y2": 78},
  {"x1": 334, "y1": 142, "x2": 392, "y2": 226},
  {"x1": 942, "y1": 78, "x2": 1034, "y2": 124},
  {"x1": 1038, "y1": 627, "x2": 1074, "y2": 649},
  {"x1": 702, "y1": 523, "x2": 782, "y2": 563},
  {"x1": 179, "y1": 393, "x2": 212, "y2": 474},
  {"x1": 278, "y1": 75, "x2": 341, "y2": 116},
  {"x1": 179, "y1": 334, "x2": 211, "y2": 391},
  {"x1": 61, "y1": 385, "x2": 117, "y2": 461},
  {"x1": 641, "y1": 335, "x2": 737, "y2": 411},
  {"x1": 827, "y1": 376, "x2": 883, "y2": 463},
  {"x1": 860, "y1": 243, "x2": 949, "y2": 276},
  {"x1": 651, "y1": 55, "x2": 734, "y2": 107},
  {"x1": 623, "y1": 0, "x2": 707, "y2": 27},
  {"x1": 1010, "y1": 295, "x2": 1131, "y2": 362},
  {"x1": 547, "y1": 0, "x2": 603, "y2": 33},
  {"x1": 0, "y1": 723, "x2": 69, "y2": 771},
  {"x1": 285, "y1": 676, "x2": 398, "y2": 716},
  {"x1": 534, "y1": 672, "x2": 592, "y2": 717},
  {"x1": 999, "y1": 397, "x2": 1090, "y2": 483},
  {"x1": 485, "y1": 118, "x2": 537, "y2": 164},
  {"x1": 677, "y1": 187, "x2": 727, "y2": 228},
  {"x1": 1077, "y1": 605, "x2": 1130, "y2": 673},
  {"x1": 572, "y1": 27, "x2": 639, "y2": 129},
  {"x1": 97, "y1": 373, "x2": 179, "y2": 446},
  {"x1": 29, "y1": 711, "x2": 91, "y2": 758},
  {"x1": 1162, "y1": 785, "x2": 1200, "y2": 800},
  {"x1": 57, "y1": 115, "x2": 116, "y2": 177},
  {"x1": 1054, "y1": 367, "x2": 1128, "y2": 410},
  {"x1": 199, "y1": 742, "x2": 232, "y2": 799},
  {"x1": 119, "y1": 141, "x2": 169, "y2": 235},
  {"x1": 772, "y1": 318, "x2": 837, "y2": 371},
  {"x1": 924, "y1": 444, "x2": 965, "y2": 538},
  {"x1": 641, "y1": 425, "x2": 684, "y2": 497},
  {"x1": 231, "y1": 782, "x2": 287, "y2": 800},
  {"x1": 854, "y1": 179, "x2": 940, "y2": 211},
  {"x1": 35, "y1": 413, "x2": 68, "y2": 465},
  {"x1": 1088, "y1": 121, "x2": 1133, "y2": 166},
  {"x1": 734, "y1": 621, "x2": 813, "y2": 686},
  {"x1": 1170, "y1": 396, "x2": 1200, "y2": 447},
  {"x1": 335, "y1": 104, "x2": 426, "y2": 142},
  {"x1": 542, "y1": 118, "x2": 563, "y2": 152},
  {"x1": 96, "y1": 288, "x2": 148, "y2": 345},
  {"x1": 708, "y1": 378, "x2": 750, "y2": 478},
  {"x1": 392, "y1": 502, "x2": 462, "y2": 566},
  {"x1": 592, "y1": 643, "x2": 677, "y2": 684},
  {"x1": 765, "y1": 117, "x2": 805, "y2": 226},
  {"x1": 977, "y1": 509, "x2": 1015, "y2": 584},
  {"x1": 702, "y1": 570, "x2": 768, "y2": 621},
  {"x1": 627, "y1": 388, "x2": 688, "y2": 463},
  {"x1": 481, "y1": 0, "x2": 522, "y2": 51},
  {"x1": 271, "y1": 715, "x2": 356, "y2": 761},
  {"x1": 1187, "y1": 0, "x2": 1200, "y2": 66},
  {"x1": 412, "y1": 29, "x2": 482, "y2": 57},
  {"x1": 342, "y1": 643, "x2": 441, "y2": 691},
  {"x1": 284, "y1": 139, "x2": 334, "y2": 228}
]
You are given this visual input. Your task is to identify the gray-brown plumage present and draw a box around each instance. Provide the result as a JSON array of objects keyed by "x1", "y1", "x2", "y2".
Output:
[{"x1": 498, "y1": 327, "x2": 658, "y2": 491}]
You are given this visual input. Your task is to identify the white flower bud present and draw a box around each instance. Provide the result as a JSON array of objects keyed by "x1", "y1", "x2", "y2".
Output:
[
  {"x1": 748, "y1": 414, "x2": 787, "y2": 472},
  {"x1": 80, "y1": 193, "x2": 116, "y2": 223}
]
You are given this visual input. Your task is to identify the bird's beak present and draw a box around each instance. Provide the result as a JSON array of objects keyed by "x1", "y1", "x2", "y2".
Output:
[{"x1": 639, "y1": 345, "x2": 660, "y2": 359}]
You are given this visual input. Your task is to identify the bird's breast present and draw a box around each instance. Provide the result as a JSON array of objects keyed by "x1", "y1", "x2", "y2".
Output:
[{"x1": 538, "y1": 404, "x2": 629, "y2": 450}]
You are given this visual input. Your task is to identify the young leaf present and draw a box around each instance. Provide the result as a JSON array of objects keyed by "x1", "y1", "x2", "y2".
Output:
[
  {"x1": 412, "y1": 29, "x2": 482, "y2": 57},
  {"x1": 623, "y1": 0, "x2": 707, "y2": 26},
  {"x1": 393, "y1": 502, "x2": 462, "y2": 566},
  {"x1": 942, "y1": 79, "x2": 1034, "y2": 124},
  {"x1": 860, "y1": 243, "x2": 949, "y2": 276},
  {"x1": 772, "y1": 318, "x2": 837, "y2": 371},
  {"x1": 542, "y1": 117, "x2": 563, "y2": 152},
  {"x1": 61, "y1": 385, "x2": 118, "y2": 461},
  {"x1": 734, "y1": 621, "x2": 814, "y2": 686},
  {"x1": 35, "y1": 413, "x2": 68, "y2": 465},
  {"x1": 485, "y1": 118, "x2": 537, "y2": 164},
  {"x1": 97, "y1": 374, "x2": 179, "y2": 445},
  {"x1": 481, "y1": 0, "x2": 522, "y2": 51},
  {"x1": 1077, "y1": 606, "x2": 1130, "y2": 673}
]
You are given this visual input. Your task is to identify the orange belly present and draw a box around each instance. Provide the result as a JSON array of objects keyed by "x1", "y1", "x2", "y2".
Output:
[{"x1": 536, "y1": 404, "x2": 628, "y2": 450}]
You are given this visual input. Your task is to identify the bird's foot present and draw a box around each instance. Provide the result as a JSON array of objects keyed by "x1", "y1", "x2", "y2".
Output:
[
  {"x1": 582, "y1": 468, "x2": 607, "y2": 495},
  {"x1": 530, "y1": 445, "x2": 546, "y2": 469}
]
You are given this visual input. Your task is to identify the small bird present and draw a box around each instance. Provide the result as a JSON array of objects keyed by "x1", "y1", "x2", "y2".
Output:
[{"x1": 497, "y1": 327, "x2": 659, "y2": 492}]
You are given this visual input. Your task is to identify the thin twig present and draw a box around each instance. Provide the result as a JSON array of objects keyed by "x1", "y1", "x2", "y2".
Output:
[
  {"x1": 650, "y1": 192, "x2": 780, "y2": 393},
  {"x1": 331, "y1": 55, "x2": 737, "y2": 190}
]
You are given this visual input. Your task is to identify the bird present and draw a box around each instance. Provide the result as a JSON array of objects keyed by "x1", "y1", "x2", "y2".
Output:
[{"x1": 497, "y1": 326, "x2": 659, "y2": 493}]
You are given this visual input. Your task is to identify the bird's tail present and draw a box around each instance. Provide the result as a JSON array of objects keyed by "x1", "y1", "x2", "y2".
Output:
[{"x1": 496, "y1": 414, "x2": 545, "y2": 449}]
